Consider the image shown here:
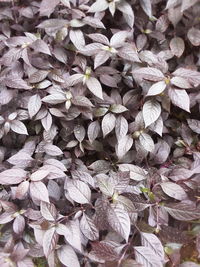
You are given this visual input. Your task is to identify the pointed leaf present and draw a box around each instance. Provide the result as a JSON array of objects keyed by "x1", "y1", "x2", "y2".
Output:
[
  {"x1": 147, "y1": 81, "x2": 166, "y2": 96},
  {"x1": 86, "y1": 77, "x2": 103, "y2": 99},
  {"x1": 102, "y1": 112, "x2": 116, "y2": 137},
  {"x1": 132, "y1": 67, "x2": 164, "y2": 82},
  {"x1": 141, "y1": 232, "x2": 165, "y2": 261},
  {"x1": 134, "y1": 246, "x2": 163, "y2": 267},
  {"x1": 139, "y1": 133, "x2": 154, "y2": 152},
  {"x1": 43, "y1": 227, "x2": 58, "y2": 257},
  {"x1": 164, "y1": 203, "x2": 200, "y2": 221},
  {"x1": 44, "y1": 144, "x2": 63, "y2": 156},
  {"x1": 28, "y1": 94, "x2": 42, "y2": 118},
  {"x1": 115, "y1": 116, "x2": 128, "y2": 141},
  {"x1": 187, "y1": 119, "x2": 200, "y2": 134},
  {"x1": 187, "y1": 28, "x2": 200, "y2": 46},
  {"x1": 10, "y1": 120, "x2": 28, "y2": 135},
  {"x1": 57, "y1": 245, "x2": 80, "y2": 267},
  {"x1": 40, "y1": 0, "x2": 60, "y2": 17},
  {"x1": 170, "y1": 37, "x2": 185, "y2": 57},
  {"x1": 107, "y1": 203, "x2": 130, "y2": 242},
  {"x1": 80, "y1": 213, "x2": 99, "y2": 241},
  {"x1": 0, "y1": 169, "x2": 27, "y2": 185},
  {"x1": 116, "y1": 135, "x2": 133, "y2": 159},
  {"x1": 161, "y1": 182, "x2": 187, "y2": 200},
  {"x1": 67, "y1": 180, "x2": 91, "y2": 204},
  {"x1": 40, "y1": 201, "x2": 57, "y2": 221},
  {"x1": 168, "y1": 88, "x2": 190, "y2": 112},
  {"x1": 30, "y1": 181, "x2": 49, "y2": 203},
  {"x1": 143, "y1": 100, "x2": 161, "y2": 127}
]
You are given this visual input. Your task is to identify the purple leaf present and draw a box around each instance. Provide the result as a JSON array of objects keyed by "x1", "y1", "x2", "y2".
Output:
[
  {"x1": 0, "y1": 169, "x2": 27, "y2": 185},
  {"x1": 86, "y1": 77, "x2": 103, "y2": 99},
  {"x1": 57, "y1": 245, "x2": 80, "y2": 267},
  {"x1": 66, "y1": 180, "x2": 91, "y2": 204},
  {"x1": 107, "y1": 203, "x2": 130, "y2": 242},
  {"x1": 40, "y1": 0, "x2": 60, "y2": 17}
]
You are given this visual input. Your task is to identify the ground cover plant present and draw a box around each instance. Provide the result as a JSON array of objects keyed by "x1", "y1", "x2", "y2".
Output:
[{"x1": 0, "y1": 0, "x2": 200, "y2": 266}]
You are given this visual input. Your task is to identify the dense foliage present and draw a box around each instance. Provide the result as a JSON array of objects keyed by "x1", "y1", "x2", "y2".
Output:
[{"x1": 0, "y1": 0, "x2": 200, "y2": 266}]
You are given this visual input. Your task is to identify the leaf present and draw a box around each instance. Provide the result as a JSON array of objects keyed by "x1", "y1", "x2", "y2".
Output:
[
  {"x1": 30, "y1": 181, "x2": 50, "y2": 203},
  {"x1": 10, "y1": 120, "x2": 28, "y2": 135},
  {"x1": 116, "y1": 135, "x2": 133, "y2": 159},
  {"x1": 86, "y1": 77, "x2": 103, "y2": 99},
  {"x1": 30, "y1": 170, "x2": 49, "y2": 181},
  {"x1": 28, "y1": 94, "x2": 42, "y2": 118},
  {"x1": 107, "y1": 203, "x2": 130, "y2": 242},
  {"x1": 141, "y1": 232, "x2": 165, "y2": 261},
  {"x1": 90, "y1": 241, "x2": 120, "y2": 262},
  {"x1": 134, "y1": 246, "x2": 163, "y2": 267},
  {"x1": 37, "y1": 19, "x2": 67, "y2": 29},
  {"x1": 115, "y1": 116, "x2": 128, "y2": 141},
  {"x1": 69, "y1": 29, "x2": 85, "y2": 50},
  {"x1": 110, "y1": 31, "x2": 128, "y2": 48},
  {"x1": 110, "y1": 104, "x2": 128, "y2": 114},
  {"x1": 160, "y1": 182, "x2": 187, "y2": 200},
  {"x1": 44, "y1": 144, "x2": 63, "y2": 156},
  {"x1": 43, "y1": 227, "x2": 58, "y2": 257},
  {"x1": 72, "y1": 96, "x2": 94, "y2": 107},
  {"x1": 187, "y1": 28, "x2": 200, "y2": 46},
  {"x1": 56, "y1": 220, "x2": 82, "y2": 252},
  {"x1": 67, "y1": 180, "x2": 91, "y2": 204},
  {"x1": 139, "y1": 132, "x2": 155, "y2": 152},
  {"x1": 147, "y1": 81, "x2": 166, "y2": 96},
  {"x1": 95, "y1": 174, "x2": 114, "y2": 197},
  {"x1": 29, "y1": 70, "x2": 49, "y2": 83},
  {"x1": 88, "y1": 0, "x2": 108, "y2": 13},
  {"x1": 164, "y1": 203, "x2": 200, "y2": 221},
  {"x1": 40, "y1": 201, "x2": 57, "y2": 221},
  {"x1": 74, "y1": 125, "x2": 86, "y2": 142},
  {"x1": 88, "y1": 33, "x2": 109, "y2": 45},
  {"x1": 0, "y1": 169, "x2": 27, "y2": 185},
  {"x1": 88, "y1": 120, "x2": 100, "y2": 143},
  {"x1": 7, "y1": 151, "x2": 33, "y2": 168},
  {"x1": 88, "y1": 160, "x2": 111, "y2": 172},
  {"x1": 132, "y1": 67, "x2": 164, "y2": 82},
  {"x1": 143, "y1": 100, "x2": 161, "y2": 127},
  {"x1": 187, "y1": 119, "x2": 200, "y2": 134},
  {"x1": 117, "y1": 0, "x2": 134, "y2": 28},
  {"x1": 40, "y1": 0, "x2": 60, "y2": 17},
  {"x1": 172, "y1": 68, "x2": 200, "y2": 87},
  {"x1": 181, "y1": 0, "x2": 199, "y2": 12},
  {"x1": 57, "y1": 245, "x2": 80, "y2": 267},
  {"x1": 13, "y1": 215, "x2": 25, "y2": 234},
  {"x1": 41, "y1": 112, "x2": 52, "y2": 131},
  {"x1": 4, "y1": 76, "x2": 32, "y2": 90},
  {"x1": 83, "y1": 16, "x2": 105, "y2": 29},
  {"x1": 31, "y1": 39, "x2": 51, "y2": 55},
  {"x1": 118, "y1": 164, "x2": 147, "y2": 181},
  {"x1": 80, "y1": 213, "x2": 99, "y2": 241},
  {"x1": 122, "y1": 259, "x2": 142, "y2": 267},
  {"x1": 166, "y1": 0, "x2": 182, "y2": 9},
  {"x1": 15, "y1": 181, "x2": 30, "y2": 199},
  {"x1": 170, "y1": 37, "x2": 185, "y2": 57},
  {"x1": 102, "y1": 112, "x2": 116, "y2": 137},
  {"x1": 71, "y1": 170, "x2": 95, "y2": 188},
  {"x1": 168, "y1": 5, "x2": 182, "y2": 27},
  {"x1": 149, "y1": 116, "x2": 163, "y2": 137},
  {"x1": 140, "y1": 0, "x2": 152, "y2": 17},
  {"x1": 94, "y1": 51, "x2": 110, "y2": 69},
  {"x1": 170, "y1": 77, "x2": 191, "y2": 89},
  {"x1": 42, "y1": 93, "x2": 66, "y2": 104},
  {"x1": 168, "y1": 88, "x2": 190, "y2": 112}
]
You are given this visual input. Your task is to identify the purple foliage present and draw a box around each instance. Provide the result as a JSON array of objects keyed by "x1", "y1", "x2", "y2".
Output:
[{"x1": 0, "y1": 0, "x2": 200, "y2": 266}]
